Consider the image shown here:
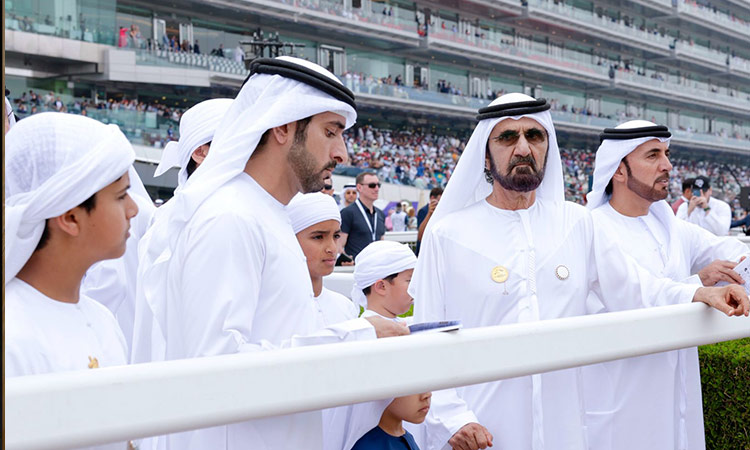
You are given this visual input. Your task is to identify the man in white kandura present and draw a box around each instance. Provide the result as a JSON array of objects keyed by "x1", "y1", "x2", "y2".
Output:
[
  {"x1": 5, "y1": 113, "x2": 137, "y2": 379},
  {"x1": 583, "y1": 120, "x2": 748, "y2": 450},
  {"x1": 133, "y1": 56, "x2": 407, "y2": 450},
  {"x1": 409, "y1": 93, "x2": 749, "y2": 450}
]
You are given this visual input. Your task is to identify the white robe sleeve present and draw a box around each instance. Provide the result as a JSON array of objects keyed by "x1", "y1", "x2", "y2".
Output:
[
  {"x1": 409, "y1": 229, "x2": 480, "y2": 448},
  {"x1": 684, "y1": 221, "x2": 748, "y2": 276},
  {"x1": 177, "y1": 212, "x2": 374, "y2": 358},
  {"x1": 588, "y1": 214, "x2": 699, "y2": 312}
]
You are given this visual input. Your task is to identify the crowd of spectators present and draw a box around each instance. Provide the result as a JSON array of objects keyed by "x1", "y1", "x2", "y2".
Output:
[
  {"x1": 8, "y1": 89, "x2": 748, "y2": 218},
  {"x1": 9, "y1": 90, "x2": 186, "y2": 122},
  {"x1": 345, "y1": 125, "x2": 466, "y2": 190}
]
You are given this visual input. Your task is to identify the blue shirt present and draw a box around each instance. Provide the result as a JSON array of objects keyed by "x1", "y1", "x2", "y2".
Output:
[{"x1": 352, "y1": 426, "x2": 420, "y2": 450}]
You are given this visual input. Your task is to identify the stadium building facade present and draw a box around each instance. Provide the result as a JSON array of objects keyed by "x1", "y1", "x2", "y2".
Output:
[{"x1": 5, "y1": 0, "x2": 750, "y2": 198}]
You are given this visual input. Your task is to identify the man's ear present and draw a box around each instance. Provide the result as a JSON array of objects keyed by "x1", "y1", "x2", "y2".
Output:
[
  {"x1": 191, "y1": 145, "x2": 209, "y2": 164},
  {"x1": 270, "y1": 123, "x2": 293, "y2": 146},
  {"x1": 611, "y1": 162, "x2": 628, "y2": 183},
  {"x1": 50, "y1": 208, "x2": 83, "y2": 238}
]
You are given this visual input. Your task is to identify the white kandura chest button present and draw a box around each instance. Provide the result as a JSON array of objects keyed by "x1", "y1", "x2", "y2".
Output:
[{"x1": 555, "y1": 265, "x2": 570, "y2": 280}]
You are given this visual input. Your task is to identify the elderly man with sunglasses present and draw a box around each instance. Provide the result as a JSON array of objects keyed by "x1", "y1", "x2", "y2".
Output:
[
  {"x1": 339, "y1": 171, "x2": 386, "y2": 262},
  {"x1": 409, "y1": 93, "x2": 749, "y2": 450}
]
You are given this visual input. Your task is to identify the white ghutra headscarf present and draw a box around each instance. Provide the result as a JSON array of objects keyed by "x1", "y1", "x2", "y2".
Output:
[
  {"x1": 351, "y1": 241, "x2": 417, "y2": 308},
  {"x1": 5, "y1": 112, "x2": 135, "y2": 284},
  {"x1": 424, "y1": 93, "x2": 564, "y2": 232},
  {"x1": 154, "y1": 98, "x2": 233, "y2": 187},
  {"x1": 587, "y1": 120, "x2": 672, "y2": 211},
  {"x1": 287, "y1": 192, "x2": 342, "y2": 234}
]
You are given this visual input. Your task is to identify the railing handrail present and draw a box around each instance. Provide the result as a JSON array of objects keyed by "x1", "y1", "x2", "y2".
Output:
[{"x1": 6, "y1": 303, "x2": 749, "y2": 450}]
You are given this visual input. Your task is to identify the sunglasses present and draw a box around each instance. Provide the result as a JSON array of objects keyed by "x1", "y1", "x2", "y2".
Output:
[
  {"x1": 324, "y1": 184, "x2": 333, "y2": 190},
  {"x1": 361, "y1": 182, "x2": 381, "y2": 189}
]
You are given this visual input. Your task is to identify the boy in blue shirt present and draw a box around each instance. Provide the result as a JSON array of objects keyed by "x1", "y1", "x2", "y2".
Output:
[{"x1": 352, "y1": 392, "x2": 432, "y2": 450}]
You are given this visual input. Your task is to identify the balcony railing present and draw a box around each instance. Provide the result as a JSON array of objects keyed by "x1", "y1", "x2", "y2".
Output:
[
  {"x1": 4, "y1": 14, "x2": 114, "y2": 45},
  {"x1": 528, "y1": 0, "x2": 672, "y2": 48},
  {"x1": 676, "y1": 1, "x2": 750, "y2": 38},
  {"x1": 428, "y1": 29, "x2": 610, "y2": 79},
  {"x1": 615, "y1": 70, "x2": 750, "y2": 111},
  {"x1": 135, "y1": 49, "x2": 250, "y2": 76},
  {"x1": 269, "y1": 0, "x2": 418, "y2": 33}
]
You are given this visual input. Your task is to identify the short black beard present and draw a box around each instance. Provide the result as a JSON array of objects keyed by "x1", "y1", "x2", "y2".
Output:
[
  {"x1": 288, "y1": 134, "x2": 337, "y2": 194},
  {"x1": 487, "y1": 152, "x2": 547, "y2": 192},
  {"x1": 623, "y1": 159, "x2": 669, "y2": 203}
]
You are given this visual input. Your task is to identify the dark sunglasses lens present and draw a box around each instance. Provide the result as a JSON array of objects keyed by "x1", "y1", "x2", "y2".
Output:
[
  {"x1": 368, "y1": 183, "x2": 380, "y2": 188},
  {"x1": 324, "y1": 185, "x2": 333, "y2": 190}
]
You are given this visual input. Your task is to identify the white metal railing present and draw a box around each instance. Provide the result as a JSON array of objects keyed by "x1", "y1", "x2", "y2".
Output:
[
  {"x1": 6, "y1": 303, "x2": 749, "y2": 449},
  {"x1": 383, "y1": 230, "x2": 418, "y2": 243}
]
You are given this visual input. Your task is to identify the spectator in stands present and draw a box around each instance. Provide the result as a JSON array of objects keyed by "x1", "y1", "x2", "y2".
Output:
[
  {"x1": 153, "y1": 98, "x2": 233, "y2": 189},
  {"x1": 340, "y1": 183, "x2": 358, "y2": 210},
  {"x1": 672, "y1": 177, "x2": 694, "y2": 213},
  {"x1": 132, "y1": 56, "x2": 406, "y2": 449},
  {"x1": 410, "y1": 93, "x2": 748, "y2": 450},
  {"x1": 234, "y1": 43, "x2": 245, "y2": 63},
  {"x1": 416, "y1": 187, "x2": 442, "y2": 254},
  {"x1": 5, "y1": 113, "x2": 137, "y2": 378},
  {"x1": 340, "y1": 171, "x2": 386, "y2": 262},
  {"x1": 731, "y1": 212, "x2": 750, "y2": 235},
  {"x1": 212, "y1": 43, "x2": 225, "y2": 57},
  {"x1": 584, "y1": 120, "x2": 749, "y2": 450},
  {"x1": 193, "y1": 39, "x2": 200, "y2": 54},
  {"x1": 677, "y1": 176, "x2": 733, "y2": 235},
  {"x1": 406, "y1": 207, "x2": 417, "y2": 231},
  {"x1": 391, "y1": 203, "x2": 407, "y2": 232},
  {"x1": 385, "y1": 208, "x2": 394, "y2": 232}
]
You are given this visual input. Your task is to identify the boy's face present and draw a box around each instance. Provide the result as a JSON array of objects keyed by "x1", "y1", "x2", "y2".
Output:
[
  {"x1": 295, "y1": 219, "x2": 341, "y2": 279},
  {"x1": 77, "y1": 172, "x2": 138, "y2": 261},
  {"x1": 386, "y1": 392, "x2": 432, "y2": 424},
  {"x1": 382, "y1": 268, "x2": 414, "y2": 316}
]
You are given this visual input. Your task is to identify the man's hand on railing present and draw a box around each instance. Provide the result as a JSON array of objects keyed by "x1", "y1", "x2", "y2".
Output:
[
  {"x1": 698, "y1": 258, "x2": 745, "y2": 286},
  {"x1": 364, "y1": 316, "x2": 410, "y2": 338},
  {"x1": 449, "y1": 422, "x2": 494, "y2": 450},
  {"x1": 694, "y1": 285, "x2": 750, "y2": 317}
]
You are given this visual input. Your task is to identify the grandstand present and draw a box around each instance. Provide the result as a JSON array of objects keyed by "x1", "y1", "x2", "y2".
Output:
[
  {"x1": 5, "y1": 2, "x2": 750, "y2": 447},
  {"x1": 5, "y1": 0, "x2": 750, "y2": 209}
]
